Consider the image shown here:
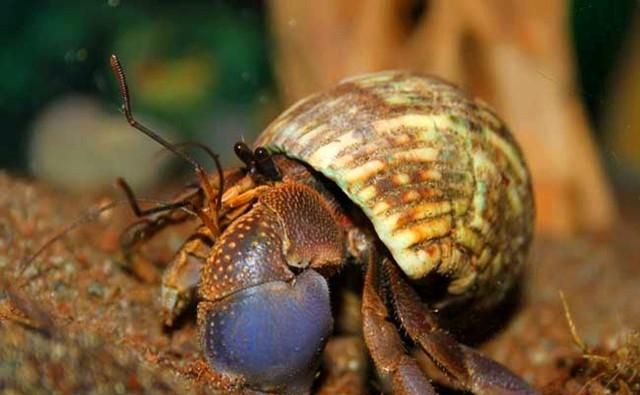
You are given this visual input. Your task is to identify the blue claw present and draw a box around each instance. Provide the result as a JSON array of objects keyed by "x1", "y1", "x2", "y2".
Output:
[{"x1": 201, "y1": 269, "x2": 332, "y2": 393}]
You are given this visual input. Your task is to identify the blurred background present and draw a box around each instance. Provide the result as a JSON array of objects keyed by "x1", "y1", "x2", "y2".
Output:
[{"x1": 1, "y1": 0, "x2": 639, "y2": 237}]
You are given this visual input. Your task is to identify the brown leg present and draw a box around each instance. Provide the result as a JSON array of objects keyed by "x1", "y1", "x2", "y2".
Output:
[
  {"x1": 117, "y1": 209, "x2": 196, "y2": 284},
  {"x1": 119, "y1": 172, "x2": 262, "y2": 252},
  {"x1": 116, "y1": 177, "x2": 202, "y2": 253},
  {"x1": 222, "y1": 185, "x2": 270, "y2": 210},
  {"x1": 384, "y1": 259, "x2": 538, "y2": 395},
  {"x1": 117, "y1": 167, "x2": 247, "y2": 250},
  {"x1": 362, "y1": 258, "x2": 437, "y2": 395},
  {"x1": 115, "y1": 177, "x2": 204, "y2": 284},
  {"x1": 117, "y1": 177, "x2": 199, "y2": 218},
  {"x1": 119, "y1": 210, "x2": 193, "y2": 254}
]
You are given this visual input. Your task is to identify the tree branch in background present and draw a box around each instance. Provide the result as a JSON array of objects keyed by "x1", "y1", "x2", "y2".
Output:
[{"x1": 268, "y1": 0, "x2": 618, "y2": 237}]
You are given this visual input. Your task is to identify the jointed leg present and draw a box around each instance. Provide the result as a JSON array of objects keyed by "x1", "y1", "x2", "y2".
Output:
[
  {"x1": 116, "y1": 177, "x2": 202, "y2": 254},
  {"x1": 362, "y1": 258, "x2": 437, "y2": 395},
  {"x1": 115, "y1": 177, "x2": 204, "y2": 284},
  {"x1": 117, "y1": 177, "x2": 199, "y2": 218},
  {"x1": 384, "y1": 259, "x2": 538, "y2": 395},
  {"x1": 119, "y1": 212, "x2": 193, "y2": 255},
  {"x1": 116, "y1": 166, "x2": 259, "y2": 262}
]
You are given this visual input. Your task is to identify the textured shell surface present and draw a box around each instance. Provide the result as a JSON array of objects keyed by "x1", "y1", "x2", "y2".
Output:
[{"x1": 255, "y1": 71, "x2": 534, "y2": 301}]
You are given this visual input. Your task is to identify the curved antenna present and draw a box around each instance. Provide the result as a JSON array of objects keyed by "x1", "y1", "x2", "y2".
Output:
[
  {"x1": 18, "y1": 200, "x2": 118, "y2": 275},
  {"x1": 116, "y1": 177, "x2": 198, "y2": 218},
  {"x1": 109, "y1": 54, "x2": 221, "y2": 235},
  {"x1": 172, "y1": 142, "x2": 225, "y2": 214},
  {"x1": 150, "y1": 141, "x2": 225, "y2": 214},
  {"x1": 109, "y1": 55, "x2": 201, "y2": 170},
  {"x1": 18, "y1": 198, "x2": 196, "y2": 276}
]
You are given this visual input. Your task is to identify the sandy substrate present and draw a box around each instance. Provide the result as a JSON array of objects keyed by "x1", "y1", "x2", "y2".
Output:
[{"x1": 1, "y1": 172, "x2": 638, "y2": 394}]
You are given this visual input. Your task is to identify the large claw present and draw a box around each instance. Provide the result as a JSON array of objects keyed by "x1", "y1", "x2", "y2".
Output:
[{"x1": 199, "y1": 269, "x2": 333, "y2": 394}]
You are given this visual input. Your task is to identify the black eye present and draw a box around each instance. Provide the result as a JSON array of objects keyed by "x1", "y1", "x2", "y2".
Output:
[
  {"x1": 254, "y1": 146, "x2": 281, "y2": 181},
  {"x1": 234, "y1": 142, "x2": 255, "y2": 167},
  {"x1": 254, "y1": 146, "x2": 269, "y2": 161}
]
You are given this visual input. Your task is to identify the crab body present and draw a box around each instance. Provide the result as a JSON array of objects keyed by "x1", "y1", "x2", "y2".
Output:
[{"x1": 126, "y1": 71, "x2": 535, "y2": 394}]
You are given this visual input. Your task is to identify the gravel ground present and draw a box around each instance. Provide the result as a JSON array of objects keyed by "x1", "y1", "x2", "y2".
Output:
[{"x1": 0, "y1": 172, "x2": 638, "y2": 394}]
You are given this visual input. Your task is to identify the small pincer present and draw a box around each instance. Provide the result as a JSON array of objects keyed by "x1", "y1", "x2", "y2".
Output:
[{"x1": 160, "y1": 238, "x2": 208, "y2": 326}]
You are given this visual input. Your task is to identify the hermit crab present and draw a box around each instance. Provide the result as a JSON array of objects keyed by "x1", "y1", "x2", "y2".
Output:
[{"x1": 109, "y1": 55, "x2": 536, "y2": 394}]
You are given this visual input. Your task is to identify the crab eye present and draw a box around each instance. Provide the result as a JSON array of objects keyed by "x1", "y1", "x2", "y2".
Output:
[
  {"x1": 201, "y1": 269, "x2": 332, "y2": 393},
  {"x1": 234, "y1": 141, "x2": 255, "y2": 167},
  {"x1": 254, "y1": 146, "x2": 281, "y2": 180}
]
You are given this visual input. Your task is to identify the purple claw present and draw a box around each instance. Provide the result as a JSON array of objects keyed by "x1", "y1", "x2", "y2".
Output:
[{"x1": 201, "y1": 269, "x2": 332, "y2": 394}]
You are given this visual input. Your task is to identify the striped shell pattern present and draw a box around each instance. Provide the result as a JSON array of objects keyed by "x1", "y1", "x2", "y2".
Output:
[{"x1": 256, "y1": 71, "x2": 534, "y2": 301}]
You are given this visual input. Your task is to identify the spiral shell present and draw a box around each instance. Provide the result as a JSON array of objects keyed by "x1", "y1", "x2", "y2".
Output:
[{"x1": 256, "y1": 71, "x2": 534, "y2": 301}]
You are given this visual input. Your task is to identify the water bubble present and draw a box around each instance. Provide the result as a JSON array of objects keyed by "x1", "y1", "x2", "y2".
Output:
[{"x1": 64, "y1": 50, "x2": 75, "y2": 63}]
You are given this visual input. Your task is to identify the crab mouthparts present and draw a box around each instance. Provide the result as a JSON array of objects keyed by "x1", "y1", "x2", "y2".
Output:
[{"x1": 201, "y1": 269, "x2": 332, "y2": 393}]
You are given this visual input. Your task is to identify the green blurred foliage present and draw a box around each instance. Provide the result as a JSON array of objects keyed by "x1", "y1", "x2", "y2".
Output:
[
  {"x1": 0, "y1": 0, "x2": 274, "y2": 171},
  {"x1": 571, "y1": 0, "x2": 638, "y2": 130}
]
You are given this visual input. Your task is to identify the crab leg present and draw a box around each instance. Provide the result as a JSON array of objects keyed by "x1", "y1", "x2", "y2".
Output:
[
  {"x1": 117, "y1": 179, "x2": 203, "y2": 255},
  {"x1": 160, "y1": 226, "x2": 214, "y2": 326},
  {"x1": 384, "y1": 259, "x2": 538, "y2": 395},
  {"x1": 362, "y1": 258, "x2": 438, "y2": 395},
  {"x1": 120, "y1": 168, "x2": 246, "y2": 255}
]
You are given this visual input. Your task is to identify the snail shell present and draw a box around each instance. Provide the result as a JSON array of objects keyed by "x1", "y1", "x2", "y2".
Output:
[{"x1": 256, "y1": 71, "x2": 534, "y2": 305}]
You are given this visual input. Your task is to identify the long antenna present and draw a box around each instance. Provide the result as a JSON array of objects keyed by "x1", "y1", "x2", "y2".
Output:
[
  {"x1": 109, "y1": 54, "x2": 222, "y2": 235},
  {"x1": 18, "y1": 200, "x2": 120, "y2": 276},
  {"x1": 172, "y1": 141, "x2": 224, "y2": 214},
  {"x1": 151, "y1": 141, "x2": 225, "y2": 213},
  {"x1": 109, "y1": 55, "x2": 201, "y2": 170},
  {"x1": 18, "y1": 197, "x2": 193, "y2": 276}
]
